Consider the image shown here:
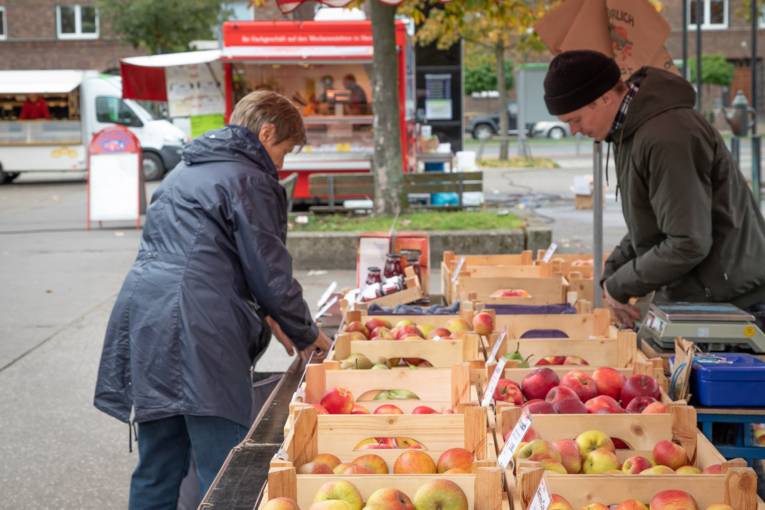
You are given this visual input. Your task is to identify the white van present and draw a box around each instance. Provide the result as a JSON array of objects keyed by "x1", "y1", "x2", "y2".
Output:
[{"x1": 0, "y1": 70, "x2": 188, "y2": 183}]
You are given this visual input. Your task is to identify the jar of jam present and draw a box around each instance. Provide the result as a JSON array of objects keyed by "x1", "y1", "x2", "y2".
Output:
[
  {"x1": 382, "y1": 276, "x2": 404, "y2": 295},
  {"x1": 383, "y1": 253, "x2": 404, "y2": 280},
  {"x1": 360, "y1": 282, "x2": 383, "y2": 302},
  {"x1": 365, "y1": 266, "x2": 382, "y2": 286}
]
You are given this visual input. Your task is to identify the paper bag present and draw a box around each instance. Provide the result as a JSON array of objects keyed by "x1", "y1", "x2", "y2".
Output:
[
  {"x1": 649, "y1": 45, "x2": 681, "y2": 76},
  {"x1": 606, "y1": 0, "x2": 671, "y2": 78},
  {"x1": 534, "y1": 0, "x2": 586, "y2": 54},
  {"x1": 560, "y1": 0, "x2": 613, "y2": 57}
]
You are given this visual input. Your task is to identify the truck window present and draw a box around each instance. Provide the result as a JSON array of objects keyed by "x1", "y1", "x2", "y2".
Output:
[{"x1": 96, "y1": 96, "x2": 142, "y2": 127}]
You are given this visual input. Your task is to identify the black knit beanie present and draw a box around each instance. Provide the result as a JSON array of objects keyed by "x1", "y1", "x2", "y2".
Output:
[{"x1": 543, "y1": 50, "x2": 621, "y2": 115}]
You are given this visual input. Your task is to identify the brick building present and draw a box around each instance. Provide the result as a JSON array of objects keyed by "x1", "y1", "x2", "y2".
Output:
[{"x1": 0, "y1": 0, "x2": 144, "y2": 71}]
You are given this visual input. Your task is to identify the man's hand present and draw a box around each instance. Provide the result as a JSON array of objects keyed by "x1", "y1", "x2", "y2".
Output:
[
  {"x1": 302, "y1": 330, "x2": 332, "y2": 362},
  {"x1": 265, "y1": 316, "x2": 296, "y2": 356},
  {"x1": 603, "y1": 282, "x2": 641, "y2": 329}
]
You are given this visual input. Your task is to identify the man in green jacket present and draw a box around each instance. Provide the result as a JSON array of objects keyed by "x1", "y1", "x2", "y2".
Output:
[{"x1": 543, "y1": 50, "x2": 765, "y2": 328}]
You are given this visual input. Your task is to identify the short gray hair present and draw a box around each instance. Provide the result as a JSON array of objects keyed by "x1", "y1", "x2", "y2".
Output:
[{"x1": 229, "y1": 90, "x2": 306, "y2": 146}]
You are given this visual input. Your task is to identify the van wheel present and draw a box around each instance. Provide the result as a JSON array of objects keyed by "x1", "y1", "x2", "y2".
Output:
[
  {"x1": 0, "y1": 170, "x2": 20, "y2": 184},
  {"x1": 142, "y1": 152, "x2": 165, "y2": 181}
]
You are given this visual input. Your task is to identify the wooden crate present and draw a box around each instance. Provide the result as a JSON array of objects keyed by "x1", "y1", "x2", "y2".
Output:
[
  {"x1": 329, "y1": 332, "x2": 483, "y2": 368},
  {"x1": 267, "y1": 468, "x2": 504, "y2": 510},
  {"x1": 515, "y1": 467, "x2": 758, "y2": 510},
  {"x1": 441, "y1": 251, "x2": 534, "y2": 304},
  {"x1": 482, "y1": 308, "x2": 613, "y2": 341},
  {"x1": 343, "y1": 309, "x2": 482, "y2": 332},
  {"x1": 482, "y1": 330, "x2": 639, "y2": 370},
  {"x1": 301, "y1": 362, "x2": 476, "y2": 413},
  {"x1": 454, "y1": 275, "x2": 569, "y2": 306},
  {"x1": 535, "y1": 251, "x2": 596, "y2": 278}
]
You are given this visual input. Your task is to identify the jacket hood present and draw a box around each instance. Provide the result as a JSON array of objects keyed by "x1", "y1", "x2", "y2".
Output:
[
  {"x1": 182, "y1": 125, "x2": 278, "y2": 178},
  {"x1": 619, "y1": 67, "x2": 696, "y2": 140}
]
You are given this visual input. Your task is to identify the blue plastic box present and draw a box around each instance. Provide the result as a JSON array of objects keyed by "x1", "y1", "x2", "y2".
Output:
[{"x1": 690, "y1": 353, "x2": 765, "y2": 407}]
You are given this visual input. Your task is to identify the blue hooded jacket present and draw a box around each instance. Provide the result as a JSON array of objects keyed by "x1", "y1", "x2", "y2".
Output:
[{"x1": 94, "y1": 125, "x2": 317, "y2": 427}]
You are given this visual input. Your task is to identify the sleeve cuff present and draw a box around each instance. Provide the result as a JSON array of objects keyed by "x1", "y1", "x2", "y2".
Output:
[
  {"x1": 295, "y1": 322, "x2": 319, "y2": 351},
  {"x1": 605, "y1": 277, "x2": 630, "y2": 304}
]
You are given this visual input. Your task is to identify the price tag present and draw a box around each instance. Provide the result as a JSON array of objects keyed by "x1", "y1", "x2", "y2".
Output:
[
  {"x1": 451, "y1": 256, "x2": 466, "y2": 284},
  {"x1": 497, "y1": 411, "x2": 532, "y2": 470},
  {"x1": 486, "y1": 328, "x2": 508, "y2": 363},
  {"x1": 542, "y1": 242, "x2": 558, "y2": 263},
  {"x1": 316, "y1": 296, "x2": 338, "y2": 319},
  {"x1": 481, "y1": 357, "x2": 507, "y2": 407},
  {"x1": 317, "y1": 281, "x2": 338, "y2": 309},
  {"x1": 528, "y1": 477, "x2": 552, "y2": 510}
]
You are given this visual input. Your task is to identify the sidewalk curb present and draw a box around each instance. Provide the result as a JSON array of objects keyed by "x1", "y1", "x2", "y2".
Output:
[{"x1": 287, "y1": 227, "x2": 552, "y2": 270}]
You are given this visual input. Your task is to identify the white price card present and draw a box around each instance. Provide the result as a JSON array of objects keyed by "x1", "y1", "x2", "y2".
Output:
[
  {"x1": 528, "y1": 477, "x2": 552, "y2": 510},
  {"x1": 486, "y1": 328, "x2": 508, "y2": 363},
  {"x1": 317, "y1": 281, "x2": 338, "y2": 309},
  {"x1": 497, "y1": 411, "x2": 532, "y2": 470},
  {"x1": 451, "y1": 256, "x2": 466, "y2": 284},
  {"x1": 481, "y1": 357, "x2": 507, "y2": 407},
  {"x1": 542, "y1": 242, "x2": 558, "y2": 263},
  {"x1": 316, "y1": 296, "x2": 338, "y2": 319}
]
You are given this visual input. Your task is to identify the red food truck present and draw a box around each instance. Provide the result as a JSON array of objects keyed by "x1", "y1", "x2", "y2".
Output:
[{"x1": 120, "y1": 20, "x2": 417, "y2": 203}]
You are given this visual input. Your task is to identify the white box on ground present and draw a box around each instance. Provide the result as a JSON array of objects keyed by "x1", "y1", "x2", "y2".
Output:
[
  {"x1": 571, "y1": 174, "x2": 594, "y2": 196},
  {"x1": 456, "y1": 150, "x2": 477, "y2": 172}
]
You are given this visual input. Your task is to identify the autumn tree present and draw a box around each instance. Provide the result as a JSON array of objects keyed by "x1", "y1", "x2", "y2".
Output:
[{"x1": 404, "y1": 0, "x2": 554, "y2": 160}]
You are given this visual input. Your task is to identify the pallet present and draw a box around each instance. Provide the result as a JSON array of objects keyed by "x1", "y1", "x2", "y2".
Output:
[
  {"x1": 453, "y1": 276, "x2": 569, "y2": 306},
  {"x1": 515, "y1": 467, "x2": 758, "y2": 510},
  {"x1": 301, "y1": 362, "x2": 476, "y2": 413},
  {"x1": 329, "y1": 332, "x2": 483, "y2": 368}
]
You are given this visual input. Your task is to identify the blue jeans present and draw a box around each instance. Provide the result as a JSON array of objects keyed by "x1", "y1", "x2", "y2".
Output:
[{"x1": 128, "y1": 415, "x2": 248, "y2": 510}]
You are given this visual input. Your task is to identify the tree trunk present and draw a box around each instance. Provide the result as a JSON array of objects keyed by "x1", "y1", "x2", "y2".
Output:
[
  {"x1": 495, "y1": 43, "x2": 509, "y2": 161},
  {"x1": 370, "y1": 0, "x2": 403, "y2": 215}
]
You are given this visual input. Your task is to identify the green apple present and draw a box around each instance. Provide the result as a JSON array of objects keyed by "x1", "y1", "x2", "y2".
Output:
[
  {"x1": 313, "y1": 481, "x2": 363, "y2": 510},
  {"x1": 413, "y1": 479, "x2": 468, "y2": 510}
]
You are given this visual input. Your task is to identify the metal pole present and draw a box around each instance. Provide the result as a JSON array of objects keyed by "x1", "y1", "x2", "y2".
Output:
[
  {"x1": 731, "y1": 136, "x2": 740, "y2": 170},
  {"x1": 753, "y1": 138, "x2": 762, "y2": 204},
  {"x1": 752, "y1": 0, "x2": 761, "y2": 205},
  {"x1": 593, "y1": 141, "x2": 604, "y2": 307},
  {"x1": 682, "y1": 0, "x2": 688, "y2": 79},
  {"x1": 695, "y1": 0, "x2": 703, "y2": 111}
]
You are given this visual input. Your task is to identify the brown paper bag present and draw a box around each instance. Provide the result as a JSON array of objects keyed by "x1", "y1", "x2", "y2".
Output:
[
  {"x1": 606, "y1": 0, "x2": 671, "y2": 78},
  {"x1": 560, "y1": 0, "x2": 613, "y2": 57},
  {"x1": 533, "y1": 0, "x2": 585, "y2": 55},
  {"x1": 648, "y1": 45, "x2": 680, "y2": 76}
]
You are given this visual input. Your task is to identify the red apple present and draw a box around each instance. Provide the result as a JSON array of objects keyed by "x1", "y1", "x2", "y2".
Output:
[
  {"x1": 365, "y1": 488, "x2": 415, "y2": 510},
  {"x1": 370, "y1": 326, "x2": 394, "y2": 339},
  {"x1": 622, "y1": 455, "x2": 653, "y2": 474},
  {"x1": 505, "y1": 426, "x2": 538, "y2": 443},
  {"x1": 333, "y1": 463, "x2": 373, "y2": 474},
  {"x1": 549, "y1": 495, "x2": 574, "y2": 510},
  {"x1": 563, "y1": 355, "x2": 589, "y2": 365},
  {"x1": 494, "y1": 379, "x2": 524, "y2": 405},
  {"x1": 472, "y1": 311, "x2": 495, "y2": 335},
  {"x1": 553, "y1": 397, "x2": 588, "y2": 414},
  {"x1": 612, "y1": 437, "x2": 630, "y2": 449},
  {"x1": 351, "y1": 404, "x2": 370, "y2": 414},
  {"x1": 703, "y1": 464, "x2": 723, "y2": 474},
  {"x1": 592, "y1": 367, "x2": 626, "y2": 400},
  {"x1": 560, "y1": 371, "x2": 599, "y2": 402},
  {"x1": 364, "y1": 318, "x2": 392, "y2": 333},
  {"x1": 312, "y1": 453, "x2": 341, "y2": 469},
  {"x1": 374, "y1": 404, "x2": 404, "y2": 415},
  {"x1": 626, "y1": 396, "x2": 658, "y2": 413},
  {"x1": 545, "y1": 385, "x2": 580, "y2": 404},
  {"x1": 298, "y1": 461, "x2": 334, "y2": 474},
  {"x1": 436, "y1": 447, "x2": 473, "y2": 473},
  {"x1": 585, "y1": 395, "x2": 625, "y2": 414},
  {"x1": 412, "y1": 405, "x2": 439, "y2": 414},
  {"x1": 523, "y1": 399, "x2": 556, "y2": 414},
  {"x1": 264, "y1": 497, "x2": 301, "y2": 510},
  {"x1": 652, "y1": 440, "x2": 689, "y2": 470},
  {"x1": 552, "y1": 439, "x2": 582, "y2": 474},
  {"x1": 642, "y1": 402, "x2": 669, "y2": 414},
  {"x1": 521, "y1": 368, "x2": 560, "y2": 401},
  {"x1": 536, "y1": 356, "x2": 566, "y2": 366},
  {"x1": 428, "y1": 327, "x2": 452, "y2": 340},
  {"x1": 343, "y1": 321, "x2": 369, "y2": 338},
  {"x1": 352, "y1": 453, "x2": 389, "y2": 474},
  {"x1": 320, "y1": 387, "x2": 354, "y2": 414},
  {"x1": 620, "y1": 374, "x2": 661, "y2": 408},
  {"x1": 615, "y1": 500, "x2": 649, "y2": 510},
  {"x1": 393, "y1": 450, "x2": 437, "y2": 474},
  {"x1": 395, "y1": 324, "x2": 423, "y2": 340},
  {"x1": 517, "y1": 439, "x2": 562, "y2": 463},
  {"x1": 649, "y1": 490, "x2": 698, "y2": 510}
]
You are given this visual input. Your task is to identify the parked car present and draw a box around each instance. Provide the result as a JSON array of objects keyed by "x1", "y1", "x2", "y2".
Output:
[{"x1": 466, "y1": 102, "x2": 570, "y2": 140}]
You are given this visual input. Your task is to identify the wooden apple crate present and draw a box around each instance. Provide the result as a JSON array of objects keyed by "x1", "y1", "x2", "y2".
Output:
[
  {"x1": 480, "y1": 308, "x2": 614, "y2": 342},
  {"x1": 362, "y1": 266, "x2": 425, "y2": 308},
  {"x1": 267, "y1": 468, "x2": 504, "y2": 510},
  {"x1": 343, "y1": 309, "x2": 483, "y2": 333},
  {"x1": 300, "y1": 361, "x2": 477, "y2": 413},
  {"x1": 514, "y1": 467, "x2": 759, "y2": 510},
  {"x1": 441, "y1": 250, "x2": 534, "y2": 304},
  {"x1": 452, "y1": 275, "x2": 569, "y2": 306},
  {"x1": 534, "y1": 251, "x2": 597, "y2": 278},
  {"x1": 328, "y1": 332, "x2": 483, "y2": 368}
]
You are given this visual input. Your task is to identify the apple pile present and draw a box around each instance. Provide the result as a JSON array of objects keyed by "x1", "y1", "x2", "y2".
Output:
[
  {"x1": 513, "y1": 429, "x2": 721, "y2": 476},
  {"x1": 492, "y1": 367, "x2": 666, "y2": 415},
  {"x1": 281, "y1": 477, "x2": 470, "y2": 510},
  {"x1": 317, "y1": 387, "x2": 448, "y2": 415},
  {"x1": 549, "y1": 490, "x2": 732, "y2": 510},
  {"x1": 342, "y1": 311, "x2": 495, "y2": 342},
  {"x1": 298, "y1": 448, "x2": 474, "y2": 475},
  {"x1": 339, "y1": 352, "x2": 433, "y2": 370}
]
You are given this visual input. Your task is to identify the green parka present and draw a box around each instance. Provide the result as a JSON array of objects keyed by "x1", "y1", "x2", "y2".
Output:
[{"x1": 603, "y1": 67, "x2": 765, "y2": 308}]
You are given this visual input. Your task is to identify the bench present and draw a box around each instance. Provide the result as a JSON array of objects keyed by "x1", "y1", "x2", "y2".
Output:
[{"x1": 307, "y1": 171, "x2": 483, "y2": 212}]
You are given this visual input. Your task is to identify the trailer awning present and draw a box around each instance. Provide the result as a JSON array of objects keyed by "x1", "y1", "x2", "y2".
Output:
[
  {"x1": 221, "y1": 45, "x2": 373, "y2": 62},
  {"x1": 0, "y1": 70, "x2": 84, "y2": 94},
  {"x1": 121, "y1": 50, "x2": 221, "y2": 102}
]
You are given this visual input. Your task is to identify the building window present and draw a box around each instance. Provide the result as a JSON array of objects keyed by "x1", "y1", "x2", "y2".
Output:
[
  {"x1": 56, "y1": 5, "x2": 99, "y2": 39},
  {"x1": 688, "y1": 0, "x2": 728, "y2": 29},
  {"x1": 0, "y1": 7, "x2": 6, "y2": 40}
]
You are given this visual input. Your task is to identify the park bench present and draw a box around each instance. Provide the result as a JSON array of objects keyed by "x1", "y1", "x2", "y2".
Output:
[{"x1": 307, "y1": 171, "x2": 483, "y2": 213}]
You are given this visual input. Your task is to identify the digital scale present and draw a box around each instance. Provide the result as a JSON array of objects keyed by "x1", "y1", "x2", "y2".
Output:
[{"x1": 637, "y1": 302, "x2": 765, "y2": 353}]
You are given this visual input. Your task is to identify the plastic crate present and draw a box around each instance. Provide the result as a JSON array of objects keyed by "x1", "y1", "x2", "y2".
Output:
[{"x1": 690, "y1": 353, "x2": 765, "y2": 407}]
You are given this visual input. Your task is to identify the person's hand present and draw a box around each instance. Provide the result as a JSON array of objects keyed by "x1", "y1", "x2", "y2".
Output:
[
  {"x1": 302, "y1": 330, "x2": 332, "y2": 362},
  {"x1": 603, "y1": 282, "x2": 641, "y2": 329},
  {"x1": 265, "y1": 316, "x2": 297, "y2": 356}
]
